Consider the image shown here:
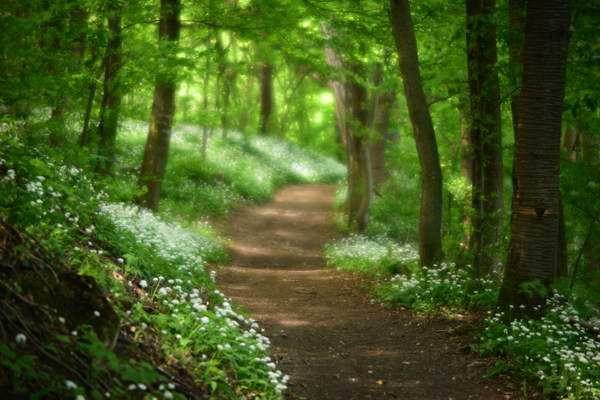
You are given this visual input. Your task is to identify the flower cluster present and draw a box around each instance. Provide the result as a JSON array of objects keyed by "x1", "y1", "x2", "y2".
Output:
[
  {"x1": 101, "y1": 203, "x2": 222, "y2": 272},
  {"x1": 145, "y1": 277, "x2": 290, "y2": 394},
  {"x1": 325, "y1": 235, "x2": 418, "y2": 274},
  {"x1": 480, "y1": 293, "x2": 600, "y2": 399},
  {"x1": 379, "y1": 262, "x2": 498, "y2": 311}
]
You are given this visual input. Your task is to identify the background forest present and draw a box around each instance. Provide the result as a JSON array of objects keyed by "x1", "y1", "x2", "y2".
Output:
[{"x1": 1, "y1": 0, "x2": 599, "y2": 399}]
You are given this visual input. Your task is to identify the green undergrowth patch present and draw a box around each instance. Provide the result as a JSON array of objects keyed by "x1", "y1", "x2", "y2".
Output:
[
  {"x1": 0, "y1": 130, "x2": 288, "y2": 399},
  {"x1": 376, "y1": 263, "x2": 499, "y2": 312},
  {"x1": 479, "y1": 294, "x2": 600, "y2": 399},
  {"x1": 325, "y1": 234, "x2": 418, "y2": 276},
  {"x1": 110, "y1": 121, "x2": 346, "y2": 222}
]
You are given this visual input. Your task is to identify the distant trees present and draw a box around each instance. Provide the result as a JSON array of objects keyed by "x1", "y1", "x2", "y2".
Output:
[
  {"x1": 138, "y1": 0, "x2": 182, "y2": 210},
  {"x1": 498, "y1": 0, "x2": 570, "y2": 319},
  {"x1": 389, "y1": 0, "x2": 443, "y2": 267}
]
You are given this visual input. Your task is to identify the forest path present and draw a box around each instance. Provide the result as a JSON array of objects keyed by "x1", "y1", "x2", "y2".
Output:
[{"x1": 216, "y1": 184, "x2": 518, "y2": 400}]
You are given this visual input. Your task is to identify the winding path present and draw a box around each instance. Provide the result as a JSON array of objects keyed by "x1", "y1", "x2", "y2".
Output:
[{"x1": 217, "y1": 184, "x2": 519, "y2": 400}]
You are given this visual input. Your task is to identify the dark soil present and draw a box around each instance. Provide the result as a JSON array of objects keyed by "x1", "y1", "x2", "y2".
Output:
[{"x1": 217, "y1": 184, "x2": 523, "y2": 400}]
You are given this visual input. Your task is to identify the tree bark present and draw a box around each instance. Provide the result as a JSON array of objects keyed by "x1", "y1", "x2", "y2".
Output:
[
  {"x1": 347, "y1": 63, "x2": 373, "y2": 232},
  {"x1": 389, "y1": 0, "x2": 443, "y2": 267},
  {"x1": 96, "y1": 12, "x2": 122, "y2": 175},
  {"x1": 259, "y1": 62, "x2": 274, "y2": 135},
  {"x1": 466, "y1": 0, "x2": 503, "y2": 276},
  {"x1": 459, "y1": 105, "x2": 473, "y2": 250},
  {"x1": 498, "y1": 0, "x2": 570, "y2": 320},
  {"x1": 369, "y1": 63, "x2": 396, "y2": 188},
  {"x1": 137, "y1": 0, "x2": 181, "y2": 210}
]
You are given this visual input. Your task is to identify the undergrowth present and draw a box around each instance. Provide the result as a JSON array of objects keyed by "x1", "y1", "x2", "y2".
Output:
[
  {"x1": 111, "y1": 122, "x2": 345, "y2": 222},
  {"x1": 479, "y1": 294, "x2": 600, "y2": 399},
  {"x1": 0, "y1": 127, "x2": 291, "y2": 398}
]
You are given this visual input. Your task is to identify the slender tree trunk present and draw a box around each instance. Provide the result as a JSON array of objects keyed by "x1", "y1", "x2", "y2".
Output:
[
  {"x1": 259, "y1": 62, "x2": 274, "y2": 135},
  {"x1": 466, "y1": 0, "x2": 503, "y2": 276},
  {"x1": 238, "y1": 72, "x2": 254, "y2": 135},
  {"x1": 389, "y1": 0, "x2": 443, "y2": 267},
  {"x1": 498, "y1": 0, "x2": 570, "y2": 320},
  {"x1": 322, "y1": 24, "x2": 350, "y2": 159},
  {"x1": 347, "y1": 63, "x2": 373, "y2": 232},
  {"x1": 201, "y1": 51, "x2": 211, "y2": 159},
  {"x1": 79, "y1": 22, "x2": 103, "y2": 147},
  {"x1": 96, "y1": 12, "x2": 122, "y2": 175},
  {"x1": 137, "y1": 0, "x2": 181, "y2": 210},
  {"x1": 369, "y1": 63, "x2": 396, "y2": 188},
  {"x1": 459, "y1": 105, "x2": 473, "y2": 250}
]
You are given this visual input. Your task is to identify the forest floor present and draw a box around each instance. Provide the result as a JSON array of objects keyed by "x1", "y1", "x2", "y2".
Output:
[{"x1": 216, "y1": 184, "x2": 523, "y2": 400}]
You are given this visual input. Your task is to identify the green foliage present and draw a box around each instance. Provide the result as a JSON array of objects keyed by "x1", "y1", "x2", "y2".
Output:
[
  {"x1": 0, "y1": 131, "x2": 288, "y2": 399},
  {"x1": 479, "y1": 294, "x2": 600, "y2": 399},
  {"x1": 377, "y1": 263, "x2": 499, "y2": 312},
  {"x1": 109, "y1": 122, "x2": 345, "y2": 220}
]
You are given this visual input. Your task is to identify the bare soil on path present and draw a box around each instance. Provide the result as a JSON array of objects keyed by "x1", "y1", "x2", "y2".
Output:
[{"x1": 216, "y1": 184, "x2": 520, "y2": 400}]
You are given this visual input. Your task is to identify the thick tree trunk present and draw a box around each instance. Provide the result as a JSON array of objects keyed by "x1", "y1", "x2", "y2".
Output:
[
  {"x1": 137, "y1": 0, "x2": 181, "y2": 210},
  {"x1": 498, "y1": 0, "x2": 570, "y2": 320},
  {"x1": 390, "y1": 0, "x2": 443, "y2": 267},
  {"x1": 259, "y1": 62, "x2": 274, "y2": 135},
  {"x1": 96, "y1": 13, "x2": 122, "y2": 175},
  {"x1": 508, "y1": 0, "x2": 526, "y2": 138},
  {"x1": 466, "y1": 0, "x2": 504, "y2": 276}
]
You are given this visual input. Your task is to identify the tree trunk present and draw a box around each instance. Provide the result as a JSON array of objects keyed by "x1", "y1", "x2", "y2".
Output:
[
  {"x1": 498, "y1": 0, "x2": 570, "y2": 320},
  {"x1": 466, "y1": 0, "x2": 503, "y2": 276},
  {"x1": 508, "y1": 0, "x2": 526, "y2": 138},
  {"x1": 347, "y1": 63, "x2": 373, "y2": 232},
  {"x1": 201, "y1": 51, "x2": 211, "y2": 159},
  {"x1": 459, "y1": 105, "x2": 473, "y2": 250},
  {"x1": 369, "y1": 63, "x2": 396, "y2": 188},
  {"x1": 79, "y1": 22, "x2": 103, "y2": 147},
  {"x1": 96, "y1": 12, "x2": 122, "y2": 175},
  {"x1": 259, "y1": 62, "x2": 274, "y2": 135},
  {"x1": 323, "y1": 51, "x2": 349, "y2": 152},
  {"x1": 389, "y1": 0, "x2": 443, "y2": 267},
  {"x1": 238, "y1": 73, "x2": 254, "y2": 135},
  {"x1": 137, "y1": 0, "x2": 181, "y2": 210}
]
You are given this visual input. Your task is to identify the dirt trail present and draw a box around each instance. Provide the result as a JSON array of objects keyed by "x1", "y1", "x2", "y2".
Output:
[{"x1": 217, "y1": 185, "x2": 519, "y2": 400}]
